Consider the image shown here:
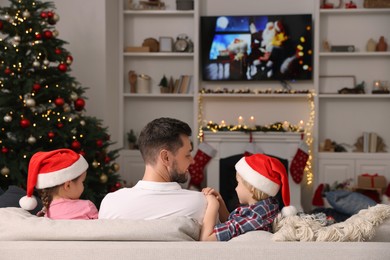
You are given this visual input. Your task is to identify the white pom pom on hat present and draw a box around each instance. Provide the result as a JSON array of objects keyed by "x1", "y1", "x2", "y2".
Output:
[
  {"x1": 235, "y1": 153, "x2": 297, "y2": 217},
  {"x1": 19, "y1": 148, "x2": 88, "y2": 211}
]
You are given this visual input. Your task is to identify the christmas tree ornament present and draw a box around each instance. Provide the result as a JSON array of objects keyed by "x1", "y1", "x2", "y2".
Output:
[
  {"x1": 113, "y1": 163, "x2": 120, "y2": 172},
  {"x1": 66, "y1": 55, "x2": 73, "y2": 65},
  {"x1": 96, "y1": 139, "x2": 103, "y2": 148},
  {"x1": 27, "y1": 135, "x2": 37, "y2": 144},
  {"x1": 22, "y1": 10, "x2": 30, "y2": 18},
  {"x1": 52, "y1": 13, "x2": 60, "y2": 22},
  {"x1": 74, "y1": 98, "x2": 85, "y2": 111},
  {"x1": 32, "y1": 60, "x2": 40, "y2": 67},
  {"x1": 47, "y1": 131, "x2": 55, "y2": 139},
  {"x1": 47, "y1": 11, "x2": 54, "y2": 18},
  {"x1": 52, "y1": 29, "x2": 59, "y2": 37},
  {"x1": 80, "y1": 120, "x2": 85, "y2": 126},
  {"x1": 32, "y1": 83, "x2": 41, "y2": 91},
  {"x1": 54, "y1": 97, "x2": 64, "y2": 106},
  {"x1": 4, "y1": 68, "x2": 12, "y2": 75},
  {"x1": 105, "y1": 156, "x2": 111, "y2": 163},
  {"x1": 1, "y1": 166, "x2": 10, "y2": 176},
  {"x1": 58, "y1": 63, "x2": 67, "y2": 72},
  {"x1": 70, "y1": 92, "x2": 78, "y2": 100},
  {"x1": 92, "y1": 160, "x2": 99, "y2": 168},
  {"x1": 3, "y1": 114, "x2": 12, "y2": 122},
  {"x1": 35, "y1": 33, "x2": 42, "y2": 40},
  {"x1": 1, "y1": 147, "x2": 9, "y2": 153},
  {"x1": 20, "y1": 118, "x2": 31, "y2": 128},
  {"x1": 43, "y1": 30, "x2": 53, "y2": 39},
  {"x1": 13, "y1": 35, "x2": 21, "y2": 43},
  {"x1": 188, "y1": 141, "x2": 217, "y2": 189},
  {"x1": 55, "y1": 48, "x2": 62, "y2": 54},
  {"x1": 290, "y1": 136, "x2": 309, "y2": 184},
  {"x1": 63, "y1": 103, "x2": 71, "y2": 112},
  {"x1": 25, "y1": 97, "x2": 36, "y2": 107},
  {"x1": 0, "y1": 21, "x2": 3, "y2": 30},
  {"x1": 40, "y1": 11, "x2": 47, "y2": 18},
  {"x1": 43, "y1": 59, "x2": 50, "y2": 66},
  {"x1": 100, "y1": 173, "x2": 108, "y2": 183},
  {"x1": 3, "y1": 13, "x2": 10, "y2": 21},
  {"x1": 56, "y1": 122, "x2": 64, "y2": 128},
  {"x1": 71, "y1": 140, "x2": 81, "y2": 150}
]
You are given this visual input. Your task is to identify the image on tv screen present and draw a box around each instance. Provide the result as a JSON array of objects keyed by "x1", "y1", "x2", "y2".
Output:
[{"x1": 200, "y1": 14, "x2": 313, "y2": 82}]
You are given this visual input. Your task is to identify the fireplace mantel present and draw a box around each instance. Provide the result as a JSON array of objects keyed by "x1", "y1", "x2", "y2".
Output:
[{"x1": 203, "y1": 131, "x2": 303, "y2": 211}]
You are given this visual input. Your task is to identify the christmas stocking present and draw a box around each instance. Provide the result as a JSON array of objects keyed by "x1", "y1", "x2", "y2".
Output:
[
  {"x1": 290, "y1": 139, "x2": 309, "y2": 184},
  {"x1": 312, "y1": 183, "x2": 325, "y2": 207},
  {"x1": 188, "y1": 142, "x2": 217, "y2": 189}
]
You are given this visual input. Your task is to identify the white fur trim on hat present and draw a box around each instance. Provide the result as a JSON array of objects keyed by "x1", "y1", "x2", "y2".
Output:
[
  {"x1": 36, "y1": 155, "x2": 88, "y2": 189},
  {"x1": 281, "y1": 205, "x2": 298, "y2": 217},
  {"x1": 235, "y1": 157, "x2": 280, "y2": 196}
]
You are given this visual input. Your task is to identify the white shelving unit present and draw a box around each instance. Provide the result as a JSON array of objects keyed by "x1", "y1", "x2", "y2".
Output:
[
  {"x1": 117, "y1": 0, "x2": 199, "y2": 185},
  {"x1": 314, "y1": 3, "x2": 390, "y2": 188}
]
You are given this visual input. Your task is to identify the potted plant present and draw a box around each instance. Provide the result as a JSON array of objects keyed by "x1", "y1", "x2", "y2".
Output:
[
  {"x1": 127, "y1": 129, "x2": 137, "y2": 149},
  {"x1": 158, "y1": 74, "x2": 170, "y2": 93}
]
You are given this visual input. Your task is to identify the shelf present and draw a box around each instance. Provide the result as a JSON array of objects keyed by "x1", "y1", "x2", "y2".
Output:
[
  {"x1": 320, "y1": 8, "x2": 390, "y2": 14},
  {"x1": 319, "y1": 94, "x2": 390, "y2": 99},
  {"x1": 318, "y1": 152, "x2": 390, "y2": 159},
  {"x1": 123, "y1": 10, "x2": 195, "y2": 15},
  {"x1": 123, "y1": 52, "x2": 194, "y2": 57},
  {"x1": 123, "y1": 93, "x2": 193, "y2": 98},
  {"x1": 200, "y1": 93, "x2": 311, "y2": 99},
  {"x1": 319, "y1": 52, "x2": 390, "y2": 57}
]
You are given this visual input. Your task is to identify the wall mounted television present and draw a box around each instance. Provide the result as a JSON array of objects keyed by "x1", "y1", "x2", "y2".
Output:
[{"x1": 200, "y1": 14, "x2": 313, "y2": 82}]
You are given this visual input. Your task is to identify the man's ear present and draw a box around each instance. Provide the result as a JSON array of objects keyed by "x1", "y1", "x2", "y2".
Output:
[{"x1": 159, "y1": 149, "x2": 170, "y2": 166}]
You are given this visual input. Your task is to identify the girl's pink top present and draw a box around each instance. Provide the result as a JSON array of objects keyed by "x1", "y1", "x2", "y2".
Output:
[{"x1": 45, "y1": 198, "x2": 99, "y2": 220}]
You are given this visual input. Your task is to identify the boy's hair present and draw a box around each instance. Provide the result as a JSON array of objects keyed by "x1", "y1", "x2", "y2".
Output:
[
  {"x1": 240, "y1": 175, "x2": 270, "y2": 201},
  {"x1": 138, "y1": 117, "x2": 192, "y2": 165}
]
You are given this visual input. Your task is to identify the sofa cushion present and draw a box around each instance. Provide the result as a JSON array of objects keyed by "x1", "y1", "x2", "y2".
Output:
[
  {"x1": 325, "y1": 190, "x2": 377, "y2": 215},
  {"x1": 0, "y1": 207, "x2": 200, "y2": 241}
]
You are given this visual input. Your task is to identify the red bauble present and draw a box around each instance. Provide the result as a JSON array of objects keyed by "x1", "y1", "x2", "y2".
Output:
[
  {"x1": 79, "y1": 150, "x2": 86, "y2": 157},
  {"x1": 74, "y1": 98, "x2": 85, "y2": 111},
  {"x1": 1, "y1": 147, "x2": 9, "y2": 153},
  {"x1": 47, "y1": 11, "x2": 54, "y2": 18},
  {"x1": 96, "y1": 139, "x2": 103, "y2": 148},
  {"x1": 43, "y1": 30, "x2": 53, "y2": 39},
  {"x1": 54, "y1": 97, "x2": 65, "y2": 106},
  {"x1": 58, "y1": 63, "x2": 67, "y2": 72},
  {"x1": 0, "y1": 21, "x2": 3, "y2": 30},
  {"x1": 47, "y1": 131, "x2": 55, "y2": 139},
  {"x1": 33, "y1": 83, "x2": 41, "y2": 92},
  {"x1": 71, "y1": 140, "x2": 81, "y2": 150},
  {"x1": 66, "y1": 55, "x2": 73, "y2": 65},
  {"x1": 20, "y1": 119, "x2": 31, "y2": 128},
  {"x1": 57, "y1": 122, "x2": 64, "y2": 128},
  {"x1": 4, "y1": 68, "x2": 12, "y2": 75},
  {"x1": 40, "y1": 11, "x2": 47, "y2": 18},
  {"x1": 35, "y1": 33, "x2": 42, "y2": 40},
  {"x1": 55, "y1": 48, "x2": 62, "y2": 55},
  {"x1": 105, "y1": 156, "x2": 111, "y2": 163}
]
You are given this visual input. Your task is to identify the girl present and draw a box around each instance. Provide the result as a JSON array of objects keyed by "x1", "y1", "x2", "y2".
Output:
[
  {"x1": 200, "y1": 153, "x2": 297, "y2": 241},
  {"x1": 19, "y1": 149, "x2": 98, "y2": 219}
]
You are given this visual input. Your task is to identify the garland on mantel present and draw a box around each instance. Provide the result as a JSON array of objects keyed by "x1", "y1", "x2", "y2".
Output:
[{"x1": 202, "y1": 121, "x2": 302, "y2": 133}]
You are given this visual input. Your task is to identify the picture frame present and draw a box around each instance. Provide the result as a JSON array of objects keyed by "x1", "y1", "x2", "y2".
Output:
[
  {"x1": 159, "y1": 36, "x2": 173, "y2": 52},
  {"x1": 319, "y1": 75, "x2": 356, "y2": 94}
]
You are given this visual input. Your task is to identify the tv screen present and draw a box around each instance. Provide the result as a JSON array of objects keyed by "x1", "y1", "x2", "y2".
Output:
[{"x1": 200, "y1": 14, "x2": 313, "y2": 82}]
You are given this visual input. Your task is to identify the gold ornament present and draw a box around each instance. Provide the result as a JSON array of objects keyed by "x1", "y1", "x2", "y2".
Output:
[
  {"x1": 100, "y1": 173, "x2": 108, "y2": 183},
  {"x1": 113, "y1": 163, "x2": 120, "y2": 172},
  {"x1": 1, "y1": 166, "x2": 10, "y2": 176},
  {"x1": 92, "y1": 160, "x2": 99, "y2": 168}
]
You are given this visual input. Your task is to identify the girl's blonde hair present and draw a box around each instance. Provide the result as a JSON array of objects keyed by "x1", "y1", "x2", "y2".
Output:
[{"x1": 240, "y1": 176, "x2": 270, "y2": 201}]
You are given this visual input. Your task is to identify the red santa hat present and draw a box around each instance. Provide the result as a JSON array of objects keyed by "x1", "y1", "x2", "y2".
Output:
[
  {"x1": 19, "y1": 149, "x2": 88, "y2": 211},
  {"x1": 235, "y1": 153, "x2": 297, "y2": 217}
]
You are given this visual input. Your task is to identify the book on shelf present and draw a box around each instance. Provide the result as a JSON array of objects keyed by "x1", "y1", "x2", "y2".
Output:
[
  {"x1": 177, "y1": 75, "x2": 192, "y2": 94},
  {"x1": 363, "y1": 131, "x2": 378, "y2": 153}
]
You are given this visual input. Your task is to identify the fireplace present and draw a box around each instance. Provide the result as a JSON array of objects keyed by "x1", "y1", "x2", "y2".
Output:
[{"x1": 203, "y1": 132, "x2": 302, "y2": 211}]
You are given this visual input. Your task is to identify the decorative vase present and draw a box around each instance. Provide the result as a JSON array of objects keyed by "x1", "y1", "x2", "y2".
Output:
[
  {"x1": 128, "y1": 70, "x2": 137, "y2": 93},
  {"x1": 376, "y1": 36, "x2": 388, "y2": 52},
  {"x1": 366, "y1": 38, "x2": 376, "y2": 52}
]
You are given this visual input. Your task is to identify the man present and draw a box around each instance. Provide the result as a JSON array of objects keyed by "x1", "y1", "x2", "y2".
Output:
[{"x1": 99, "y1": 117, "x2": 207, "y2": 224}]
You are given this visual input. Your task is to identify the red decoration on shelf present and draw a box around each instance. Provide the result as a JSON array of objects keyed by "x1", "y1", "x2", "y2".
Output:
[
  {"x1": 1, "y1": 147, "x2": 9, "y2": 154},
  {"x1": 345, "y1": 1, "x2": 357, "y2": 8},
  {"x1": 96, "y1": 139, "x2": 103, "y2": 148},
  {"x1": 43, "y1": 30, "x2": 53, "y2": 39},
  {"x1": 32, "y1": 83, "x2": 41, "y2": 92},
  {"x1": 71, "y1": 140, "x2": 81, "y2": 150},
  {"x1": 58, "y1": 63, "x2": 67, "y2": 72},
  {"x1": 74, "y1": 98, "x2": 85, "y2": 111},
  {"x1": 47, "y1": 131, "x2": 55, "y2": 139},
  {"x1": 54, "y1": 97, "x2": 64, "y2": 106},
  {"x1": 20, "y1": 119, "x2": 31, "y2": 128}
]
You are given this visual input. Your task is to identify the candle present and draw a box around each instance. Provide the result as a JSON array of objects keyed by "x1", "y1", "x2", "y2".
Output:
[
  {"x1": 238, "y1": 116, "x2": 244, "y2": 126},
  {"x1": 282, "y1": 121, "x2": 290, "y2": 131},
  {"x1": 249, "y1": 116, "x2": 256, "y2": 129}
]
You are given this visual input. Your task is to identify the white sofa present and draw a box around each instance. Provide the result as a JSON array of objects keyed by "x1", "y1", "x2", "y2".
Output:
[{"x1": 1, "y1": 207, "x2": 390, "y2": 260}]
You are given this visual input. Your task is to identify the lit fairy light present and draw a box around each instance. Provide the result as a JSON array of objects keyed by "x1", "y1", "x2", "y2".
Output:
[{"x1": 304, "y1": 91, "x2": 315, "y2": 185}]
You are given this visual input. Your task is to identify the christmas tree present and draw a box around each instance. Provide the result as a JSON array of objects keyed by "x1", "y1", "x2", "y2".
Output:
[{"x1": 0, "y1": 0, "x2": 122, "y2": 207}]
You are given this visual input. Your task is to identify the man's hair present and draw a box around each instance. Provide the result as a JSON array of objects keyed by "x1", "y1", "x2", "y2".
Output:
[{"x1": 138, "y1": 117, "x2": 192, "y2": 165}]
